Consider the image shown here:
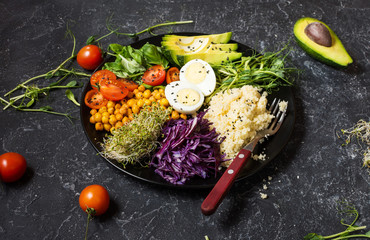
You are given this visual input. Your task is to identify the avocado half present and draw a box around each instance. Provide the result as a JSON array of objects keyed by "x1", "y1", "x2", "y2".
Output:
[{"x1": 294, "y1": 17, "x2": 353, "y2": 68}]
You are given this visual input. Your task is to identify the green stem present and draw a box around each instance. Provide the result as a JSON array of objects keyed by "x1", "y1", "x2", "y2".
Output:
[
  {"x1": 324, "y1": 226, "x2": 367, "y2": 239},
  {"x1": 84, "y1": 213, "x2": 92, "y2": 240},
  {"x1": 51, "y1": 54, "x2": 77, "y2": 75},
  {"x1": 0, "y1": 97, "x2": 73, "y2": 121},
  {"x1": 4, "y1": 73, "x2": 48, "y2": 97},
  {"x1": 332, "y1": 234, "x2": 370, "y2": 240}
]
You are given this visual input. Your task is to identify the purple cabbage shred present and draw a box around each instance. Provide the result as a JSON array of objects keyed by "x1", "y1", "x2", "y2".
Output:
[{"x1": 151, "y1": 111, "x2": 226, "y2": 185}]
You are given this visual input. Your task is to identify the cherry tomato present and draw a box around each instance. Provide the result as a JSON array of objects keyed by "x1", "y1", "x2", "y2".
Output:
[
  {"x1": 0, "y1": 152, "x2": 27, "y2": 183},
  {"x1": 141, "y1": 65, "x2": 166, "y2": 86},
  {"x1": 117, "y1": 78, "x2": 139, "y2": 92},
  {"x1": 99, "y1": 79, "x2": 129, "y2": 101},
  {"x1": 84, "y1": 89, "x2": 108, "y2": 109},
  {"x1": 90, "y1": 70, "x2": 117, "y2": 89},
  {"x1": 77, "y1": 45, "x2": 104, "y2": 70},
  {"x1": 166, "y1": 67, "x2": 180, "y2": 84},
  {"x1": 79, "y1": 184, "x2": 110, "y2": 216}
]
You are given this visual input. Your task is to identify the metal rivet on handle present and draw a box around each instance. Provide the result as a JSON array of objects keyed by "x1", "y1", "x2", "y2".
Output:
[
  {"x1": 239, "y1": 154, "x2": 245, "y2": 158},
  {"x1": 227, "y1": 169, "x2": 234, "y2": 174}
]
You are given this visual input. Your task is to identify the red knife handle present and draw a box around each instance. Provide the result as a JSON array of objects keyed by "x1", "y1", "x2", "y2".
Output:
[{"x1": 201, "y1": 148, "x2": 251, "y2": 216}]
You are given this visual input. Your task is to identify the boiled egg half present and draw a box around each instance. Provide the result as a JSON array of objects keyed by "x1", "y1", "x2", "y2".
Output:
[
  {"x1": 179, "y1": 59, "x2": 216, "y2": 96},
  {"x1": 165, "y1": 81, "x2": 204, "y2": 115}
]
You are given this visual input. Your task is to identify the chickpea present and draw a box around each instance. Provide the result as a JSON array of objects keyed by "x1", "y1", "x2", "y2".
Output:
[
  {"x1": 115, "y1": 103, "x2": 121, "y2": 109},
  {"x1": 154, "y1": 92, "x2": 162, "y2": 100},
  {"x1": 103, "y1": 123, "x2": 112, "y2": 131},
  {"x1": 152, "y1": 89, "x2": 159, "y2": 96},
  {"x1": 120, "y1": 99, "x2": 127, "y2": 105},
  {"x1": 114, "y1": 109, "x2": 120, "y2": 115},
  {"x1": 122, "y1": 116, "x2": 129, "y2": 124},
  {"x1": 109, "y1": 115, "x2": 117, "y2": 125},
  {"x1": 128, "y1": 113, "x2": 134, "y2": 121},
  {"x1": 149, "y1": 96, "x2": 156, "y2": 102},
  {"x1": 102, "y1": 111, "x2": 110, "y2": 117},
  {"x1": 143, "y1": 89, "x2": 151, "y2": 99},
  {"x1": 102, "y1": 115, "x2": 109, "y2": 124},
  {"x1": 95, "y1": 122, "x2": 104, "y2": 131},
  {"x1": 135, "y1": 92, "x2": 143, "y2": 99},
  {"x1": 138, "y1": 85, "x2": 146, "y2": 92},
  {"x1": 160, "y1": 98, "x2": 169, "y2": 107},
  {"x1": 98, "y1": 106, "x2": 107, "y2": 113},
  {"x1": 132, "y1": 105, "x2": 140, "y2": 114},
  {"x1": 133, "y1": 89, "x2": 139, "y2": 94},
  {"x1": 94, "y1": 112, "x2": 102, "y2": 122},
  {"x1": 115, "y1": 121, "x2": 124, "y2": 129},
  {"x1": 119, "y1": 107, "x2": 127, "y2": 115},
  {"x1": 90, "y1": 109, "x2": 97, "y2": 115},
  {"x1": 127, "y1": 108, "x2": 133, "y2": 115},
  {"x1": 158, "y1": 88, "x2": 165, "y2": 94},
  {"x1": 110, "y1": 127, "x2": 116, "y2": 133},
  {"x1": 137, "y1": 99, "x2": 144, "y2": 108},
  {"x1": 171, "y1": 111, "x2": 180, "y2": 120},
  {"x1": 107, "y1": 107, "x2": 114, "y2": 114},
  {"x1": 180, "y1": 113, "x2": 187, "y2": 120},
  {"x1": 115, "y1": 113, "x2": 123, "y2": 121},
  {"x1": 89, "y1": 115, "x2": 96, "y2": 124},
  {"x1": 144, "y1": 99, "x2": 152, "y2": 106},
  {"x1": 127, "y1": 98, "x2": 136, "y2": 107},
  {"x1": 107, "y1": 101, "x2": 115, "y2": 109}
]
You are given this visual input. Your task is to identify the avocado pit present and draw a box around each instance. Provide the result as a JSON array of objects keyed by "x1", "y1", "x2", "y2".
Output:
[{"x1": 304, "y1": 22, "x2": 332, "y2": 47}]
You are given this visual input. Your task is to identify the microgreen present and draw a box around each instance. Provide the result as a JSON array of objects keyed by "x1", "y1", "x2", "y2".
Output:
[
  {"x1": 339, "y1": 119, "x2": 370, "y2": 170},
  {"x1": 304, "y1": 201, "x2": 370, "y2": 239},
  {"x1": 206, "y1": 44, "x2": 299, "y2": 103}
]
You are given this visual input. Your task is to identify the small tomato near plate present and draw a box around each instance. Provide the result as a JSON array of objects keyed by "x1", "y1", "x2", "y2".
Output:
[
  {"x1": 0, "y1": 152, "x2": 27, "y2": 183},
  {"x1": 79, "y1": 184, "x2": 110, "y2": 216},
  {"x1": 84, "y1": 89, "x2": 108, "y2": 109},
  {"x1": 141, "y1": 65, "x2": 166, "y2": 86},
  {"x1": 166, "y1": 67, "x2": 180, "y2": 84},
  {"x1": 77, "y1": 45, "x2": 104, "y2": 70}
]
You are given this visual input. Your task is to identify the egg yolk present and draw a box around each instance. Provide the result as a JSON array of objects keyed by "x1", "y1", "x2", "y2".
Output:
[
  {"x1": 177, "y1": 88, "x2": 200, "y2": 106},
  {"x1": 185, "y1": 62, "x2": 206, "y2": 84}
]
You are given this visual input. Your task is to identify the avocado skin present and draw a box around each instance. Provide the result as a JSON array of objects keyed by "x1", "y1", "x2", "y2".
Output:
[{"x1": 294, "y1": 17, "x2": 353, "y2": 68}]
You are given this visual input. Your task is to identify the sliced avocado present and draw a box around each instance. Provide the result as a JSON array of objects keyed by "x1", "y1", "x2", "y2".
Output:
[
  {"x1": 162, "y1": 43, "x2": 238, "y2": 55},
  {"x1": 177, "y1": 51, "x2": 242, "y2": 66},
  {"x1": 294, "y1": 17, "x2": 352, "y2": 67},
  {"x1": 163, "y1": 32, "x2": 232, "y2": 45}
]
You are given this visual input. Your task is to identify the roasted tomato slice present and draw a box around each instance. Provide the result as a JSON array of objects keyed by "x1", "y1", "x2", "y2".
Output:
[
  {"x1": 99, "y1": 79, "x2": 129, "y2": 101},
  {"x1": 90, "y1": 70, "x2": 117, "y2": 89},
  {"x1": 117, "y1": 78, "x2": 139, "y2": 92},
  {"x1": 166, "y1": 67, "x2": 180, "y2": 84},
  {"x1": 141, "y1": 65, "x2": 166, "y2": 86},
  {"x1": 84, "y1": 89, "x2": 108, "y2": 109}
]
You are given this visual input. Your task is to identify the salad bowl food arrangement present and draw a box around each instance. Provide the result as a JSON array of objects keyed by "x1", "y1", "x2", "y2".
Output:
[{"x1": 80, "y1": 32, "x2": 296, "y2": 189}]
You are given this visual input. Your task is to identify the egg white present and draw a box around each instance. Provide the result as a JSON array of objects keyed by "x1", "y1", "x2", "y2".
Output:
[
  {"x1": 164, "y1": 81, "x2": 204, "y2": 115},
  {"x1": 179, "y1": 59, "x2": 216, "y2": 96}
]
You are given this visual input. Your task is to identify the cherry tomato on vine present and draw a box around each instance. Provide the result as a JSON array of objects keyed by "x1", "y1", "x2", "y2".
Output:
[
  {"x1": 90, "y1": 70, "x2": 117, "y2": 89},
  {"x1": 141, "y1": 65, "x2": 166, "y2": 86},
  {"x1": 99, "y1": 78, "x2": 129, "y2": 101},
  {"x1": 77, "y1": 45, "x2": 104, "y2": 70},
  {"x1": 0, "y1": 152, "x2": 27, "y2": 183},
  {"x1": 84, "y1": 89, "x2": 108, "y2": 109},
  {"x1": 117, "y1": 78, "x2": 139, "y2": 92},
  {"x1": 79, "y1": 184, "x2": 110, "y2": 216},
  {"x1": 166, "y1": 67, "x2": 180, "y2": 84}
]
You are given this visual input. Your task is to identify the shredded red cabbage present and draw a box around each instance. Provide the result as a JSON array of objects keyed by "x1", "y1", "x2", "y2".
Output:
[{"x1": 151, "y1": 111, "x2": 226, "y2": 185}]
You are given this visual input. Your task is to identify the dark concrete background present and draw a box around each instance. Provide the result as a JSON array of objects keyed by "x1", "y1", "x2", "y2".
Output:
[{"x1": 0, "y1": 0, "x2": 369, "y2": 239}]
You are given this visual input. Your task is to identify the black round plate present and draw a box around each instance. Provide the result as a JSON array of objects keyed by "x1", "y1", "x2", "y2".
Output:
[{"x1": 80, "y1": 32, "x2": 296, "y2": 189}]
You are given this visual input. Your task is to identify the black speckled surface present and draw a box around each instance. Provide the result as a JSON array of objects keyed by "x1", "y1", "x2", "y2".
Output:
[{"x1": 0, "y1": 0, "x2": 369, "y2": 239}]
